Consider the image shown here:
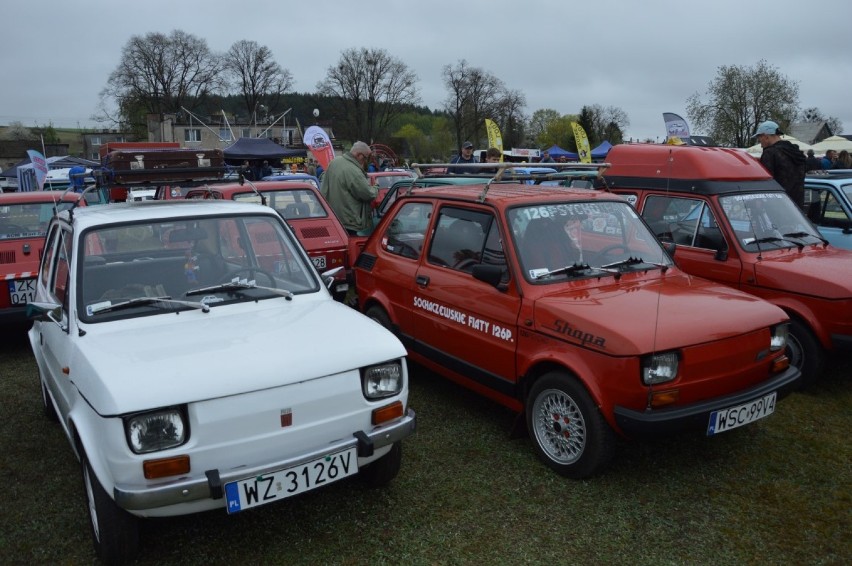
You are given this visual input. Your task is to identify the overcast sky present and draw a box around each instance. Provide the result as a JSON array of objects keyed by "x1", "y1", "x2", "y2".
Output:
[{"x1": 2, "y1": 0, "x2": 851, "y2": 144}]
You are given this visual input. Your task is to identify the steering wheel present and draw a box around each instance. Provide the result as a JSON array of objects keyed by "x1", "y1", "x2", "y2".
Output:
[
  {"x1": 221, "y1": 267, "x2": 277, "y2": 288},
  {"x1": 597, "y1": 243, "x2": 630, "y2": 258}
]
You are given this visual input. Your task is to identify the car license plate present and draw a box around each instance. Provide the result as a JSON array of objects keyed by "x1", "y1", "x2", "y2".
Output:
[
  {"x1": 224, "y1": 447, "x2": 357, "y2": 514},
  {"x1": 311, "y1": 255, "x2": 327, "y2": 269},
  {"x1": 707, "y1": 392, "x2": 776, "y2": 436},
  {"x1": 7, "y1": 279, "x2": 36, "y2": 305}
]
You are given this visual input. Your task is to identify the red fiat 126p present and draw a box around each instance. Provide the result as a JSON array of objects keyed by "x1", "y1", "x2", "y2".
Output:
[{"x1": 353, "y1": 175, "x2": 800, "y2": 478}]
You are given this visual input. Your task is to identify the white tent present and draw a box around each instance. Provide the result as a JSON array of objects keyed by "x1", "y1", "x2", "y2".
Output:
[
  {"x1": 743, "y1": 135, "x2": 813, "y2": 156},
  {"x1": 810, "y1": 135, "x2": 852, "y2": 154}
]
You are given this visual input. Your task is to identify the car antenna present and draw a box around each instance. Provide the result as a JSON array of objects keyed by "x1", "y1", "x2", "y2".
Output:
[{"x1": 240, "y1": 174, "x2": 267, "y2": 207}]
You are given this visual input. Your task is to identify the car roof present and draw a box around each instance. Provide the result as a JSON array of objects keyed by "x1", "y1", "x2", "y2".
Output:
[
  {"x1": 60, "y1": 199, "x2": 275, "y2": 230},
  {"x1": 602, "y1": 144, "x2": 783, "y2": 196},
  {"x1": 806, "y1": 172, "x2": 852, "y2": 185},
  {"x1": 0, "y1": 191, "x2": 80, "y2": 204},
  {"x1": 187, "y1": 180, "x2": 320, "y2": 196}
]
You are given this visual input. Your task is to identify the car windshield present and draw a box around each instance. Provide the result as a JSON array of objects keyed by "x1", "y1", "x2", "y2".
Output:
[
  {"x1": 232, "y1": 189, "x2": 327, "y2": 219},
  {"x1": 374, "y1": 174, "x2": 413, "y2": 189},
  {"x1": 719, "y1": 192, "x2": 824, "y2": 250},
  {"x1": 508, "y1": 200, "x2": 672, "y2": 282},
  {"x1": 78, "y1": 213, "x2": 319, "y2": 321},
  {"x1": 0, "y1": 201, "x2": 72, "y2": 239}
]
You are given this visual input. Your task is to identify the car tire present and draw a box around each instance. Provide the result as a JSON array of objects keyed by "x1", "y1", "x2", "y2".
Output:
[
  {"x1": 526, "y1": 372, "x2": 615, "y2": 479},
  {"x1": 365, "y1": 305, "x2": 394, "y2": 336},
  {"x1": 358, "y1": 442, "x2": 402, "y2": 488},
  {"x1": 786, "y1": 318, "x2": 824, "y2": 387},
  {"x1": 40, "y1": 375, "x2": 58, "y2": 422},
  {"x1": 81, "y1": 449, "x2": 140, "y2": 564}
]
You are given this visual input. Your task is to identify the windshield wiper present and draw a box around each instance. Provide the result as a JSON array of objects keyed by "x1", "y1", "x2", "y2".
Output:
[
  {"x1": 600, "y1": 256, "x2": 668, "y2": 272},
  {"x1": 90, "y1": 296, "x2": 210, "y2": 315},
  {"x1": 746, "y1": 236, "x2": 804, "y2": 250},
  {"x1": 186, "y1": 278, "x2": 294, "y2": 300},
  {"x1": 531, "y1": 262, "x2": 595, "y2": 280},
  {"x1": 783, "y1": 231, "x2": 828, "y2": 246}
]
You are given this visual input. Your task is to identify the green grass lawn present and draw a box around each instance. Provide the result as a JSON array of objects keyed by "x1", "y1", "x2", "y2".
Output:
[{"x1": 1, "y1": 329, "x2": 849, "y2": 565}]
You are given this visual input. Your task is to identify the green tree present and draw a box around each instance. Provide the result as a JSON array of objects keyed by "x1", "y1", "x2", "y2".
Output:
[
  {"x1": 528, "y1": 109, "x2": 561, "y2": 147},
  {"x1": 686, "y1": 59, "x2": 799, "y2": 147}
]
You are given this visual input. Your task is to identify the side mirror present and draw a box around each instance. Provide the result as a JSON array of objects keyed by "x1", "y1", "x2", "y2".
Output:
[
  {"x1": 27, "y1": 301, "x2": 66, "y2": 331},
  {"x1": 321, "y1": 266, "x2": 345, "y2": 290},
  {"x1": 471, "y1": 264, "x2": 505, "y2": 288},
  {"x1": 661, "y1": 241, "x2": 677, "y2": 257}
]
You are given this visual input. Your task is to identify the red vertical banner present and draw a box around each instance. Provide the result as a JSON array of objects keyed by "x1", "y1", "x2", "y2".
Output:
[{"x1": 303, "y1": 126, "x2": 335, "y2": 170}]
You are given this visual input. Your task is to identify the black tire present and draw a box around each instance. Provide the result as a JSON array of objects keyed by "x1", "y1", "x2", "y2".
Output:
[
  {"x1": 526, "y1": 372, "x2": 615, "y2": 479},
  {"x1": 40, "y1": 375, "x2": 58, "y2": 422},
  {"x1": 359, "y1": 442, "x2": 402, "y2": 488},
  {"x1": 81, "y1": 450, "x2": 140, "y2": 564},
  {"x1": 365, "y1": 305, "x2": 394, "y2": 334},
  {"x1": 786, "y1": 318, "x2": 825, "y2": 387}
]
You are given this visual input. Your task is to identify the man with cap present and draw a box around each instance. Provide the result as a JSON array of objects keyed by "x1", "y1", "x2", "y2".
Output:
[
  {"x1": 320, "y1": 141, "x2": 378, "y2": 235},
  {"x1": 753, "y1": 120, "x2": 806, "y2": 207},
  {"x1": 447, "y1": 141, "x2": 479, "y2": 174}
]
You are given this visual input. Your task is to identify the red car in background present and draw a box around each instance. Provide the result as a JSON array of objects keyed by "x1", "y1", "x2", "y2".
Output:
[
  {"x1": 0, "y1": 191, "x2": 81, "y2": 325},
  {"x1": 183, "y1": 181, "x2": 351, "y2": 300},
  {"x1": 368, "y1": 170, "x2": 415, "y2": 207}
]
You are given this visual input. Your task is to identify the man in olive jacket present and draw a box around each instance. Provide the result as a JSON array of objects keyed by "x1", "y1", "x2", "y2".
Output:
[{"x1": 320, "y1": 141, "x2": 378, "y2": 235}]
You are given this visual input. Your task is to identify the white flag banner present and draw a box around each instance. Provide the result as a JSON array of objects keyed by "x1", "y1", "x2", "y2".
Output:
[{"x1": 26, "y1": 149, "x2": 49, "y2": 191}]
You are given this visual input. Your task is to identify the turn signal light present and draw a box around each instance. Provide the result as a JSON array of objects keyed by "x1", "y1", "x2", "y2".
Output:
[
  {"x1": 771, "y1": 355, "x2": 790, "y2": 374},
  {"x1": 372, "y1": 401, "x2": 404, "y2": 425},
  {"x1": 143, "y1": 455, "x2": 191, "y2": 479},
  {"x1": 649, "y1": 389, "x2": 679, "y2": 408}
]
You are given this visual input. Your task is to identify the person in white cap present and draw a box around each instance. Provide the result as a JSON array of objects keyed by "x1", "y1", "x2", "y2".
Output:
[{"x1": 753, "y1": 120, "x2": 805, "y2": 207}]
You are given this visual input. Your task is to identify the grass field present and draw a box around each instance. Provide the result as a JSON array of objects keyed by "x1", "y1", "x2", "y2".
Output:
[{"x1": 0, "y1": 327, "x2": 849, "y2": 565}]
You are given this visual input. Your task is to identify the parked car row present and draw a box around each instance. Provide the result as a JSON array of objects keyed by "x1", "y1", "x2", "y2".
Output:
[{"x1": 11, "y1": 144, "x2": 851, "y2": 563}]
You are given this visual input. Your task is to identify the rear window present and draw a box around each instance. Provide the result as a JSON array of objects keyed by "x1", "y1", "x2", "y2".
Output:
[{"x1": 0, "y1": 201, "x2": 72, "y2": 240}]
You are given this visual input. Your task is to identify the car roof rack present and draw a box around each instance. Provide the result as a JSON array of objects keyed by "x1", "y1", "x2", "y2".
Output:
[{"x1": 410, "y1": 162, "x2": 609, "y2": 202}]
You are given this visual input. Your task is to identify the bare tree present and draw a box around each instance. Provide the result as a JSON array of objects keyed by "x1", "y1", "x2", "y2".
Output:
[
  {"x1": 99, "y1": 30, "x2": 224, "y2": 130},
  {"x1": 317, "y1": 47, "x2": 419, "y2": 142},
  {"x1": 223, "y1": 40, "x2": 293, "y2": 123},
  {"x1": 491, "y1": 88, "x2": 527, "y2": 150},
  {"x1": 441, "y1": 60, "x2": 508, "y2": 151},
  {"x1": 799, "y1": 107, "x2": 843, "y2": 136},
  {"x1": 686, "y1": 59, "x2": 799, "y2": 147}
]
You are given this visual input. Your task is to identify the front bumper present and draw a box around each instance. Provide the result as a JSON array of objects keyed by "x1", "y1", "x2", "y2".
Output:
[
  {"x1": 613, "y1": 366, "x2": 800, "y2": 438},
  {"x1": 114, "y1": 408, "x2": 416, "y2": 511}
]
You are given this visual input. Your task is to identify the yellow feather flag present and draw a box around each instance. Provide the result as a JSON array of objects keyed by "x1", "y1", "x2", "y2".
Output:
[
  {"x1": 485, "y1": 119, "x2": 503, "y2": 162},
  {"x1": 572, "y1": 122, "x2": 592, "y2": 163}
]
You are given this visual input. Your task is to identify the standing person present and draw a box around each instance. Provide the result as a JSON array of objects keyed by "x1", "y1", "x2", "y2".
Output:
[
  {"x1": 447, "y1": 141, "x2": 479, "y2": 173},
  {"x1": 833, "y1": 150, "x2": 852, "y2": 169},
  {"x1": 306, "y1": 158, "x2": 317, "y2": 177},
  {"x1": 805, "y1": 149, "x2": 823, "y2": 172},
  {"x1": 240, "y1": 160, "x2": 254, "y2": 181},
  {"x1": 540, "y1": 150, "x2": 555, "y2": 163},
  {"x1": 320, "y1": 141, "x2": 377, "y2": 235},
  {"x1": 482, "y1": 147, "x2": 502, "y2": 174},
  {"x1": 259, "y1": 160, "x2": 273, "y2": 179},
  {"x1": 753, "y1": 121, "x2": 806, "y2": 207},
  {"x1": 821, "y1": 149, "x2": 838, "y2": 170}
]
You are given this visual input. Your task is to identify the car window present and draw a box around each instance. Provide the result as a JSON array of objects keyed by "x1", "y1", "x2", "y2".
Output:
[
  {"x1": 383, "y1": 202, "x2": 433, "y2": 260},
  {"x1": 509, "y1": 201, "x2": 669, "y2": 281},
  {"x1": 0, "y1": 202, "x2": 71, "y2": 239},
  {"x1": 804, "y1": 187, "x2": 851, "y2": 229},
  {"x1": 233, "y1": 190, "x2": 327, "y2": 219},
  {"x1": 719, "y1": 193, "x2": 822, "y2": 249},
  {"x1": 427, "y1": 207, "x2": 489, "y2": 272},
  {"x1": 641, "y1": 195, "x2": 702, "y2": 245}
]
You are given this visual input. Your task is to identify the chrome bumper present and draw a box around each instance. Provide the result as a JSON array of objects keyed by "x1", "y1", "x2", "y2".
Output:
[{"x1": 114, "y1": 408, "x2": 416, "y2": 511}]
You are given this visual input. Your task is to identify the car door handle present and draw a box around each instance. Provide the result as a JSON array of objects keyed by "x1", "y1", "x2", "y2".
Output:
[{"x1": 416, "y1": 275, "x2": 430, "y2": 287}]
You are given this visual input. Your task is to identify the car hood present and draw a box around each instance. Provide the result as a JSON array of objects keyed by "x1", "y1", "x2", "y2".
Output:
[
  {"x1": 533, "y1": 272, "x2": 788, "y2": 355},
  {"x1": 751, "y1": 247, "x2": 852, "y2": 299},
  {"x1": 71, "y1": 299, "x2": 406, "y2": 415}
]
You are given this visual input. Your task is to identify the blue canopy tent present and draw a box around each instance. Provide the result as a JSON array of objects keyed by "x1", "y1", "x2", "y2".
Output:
[
  {"x1": 542, "y1": 144, "x2": 578, "y2": 160},
  {"x1": 591, "y1": 141, "x2": 612, "y2": 159}
]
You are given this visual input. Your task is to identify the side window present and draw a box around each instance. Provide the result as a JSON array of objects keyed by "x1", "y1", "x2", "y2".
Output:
[
  {"x1": 427, "y1": 207, "x2": 489, "y2": 273},
  {"x1": 642, "y1": 195, "x2": 703, "y2": 246},
  {"x1": 383, "y1": 202, "x2": 433, "y2": 259},
  {"x1": 481, "y1": 220, "x2": 509, "y2": 285},
  {"x1": 38, "y1": 225, "x2": 71, "y2": 307},
  {"x1": 811, "y1": 190, "x2": 851, "y2": 229},
  {"x1": 694, "y1": 206, "x2": 727, "y2": 250}
]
